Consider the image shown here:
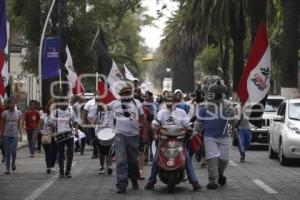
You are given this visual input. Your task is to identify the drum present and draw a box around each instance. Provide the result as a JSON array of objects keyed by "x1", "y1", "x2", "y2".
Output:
[
  {"x1": 96, "y1": 128, "x2": 115, "y2": 146},
  {"x1": 54, "y1": 130, "x2": 73, "y2": 143}
]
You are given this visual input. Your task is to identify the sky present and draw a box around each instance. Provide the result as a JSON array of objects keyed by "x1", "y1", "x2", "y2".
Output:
[{"x1": 140, "y1": 0, "x2": 178, "y2": 51}]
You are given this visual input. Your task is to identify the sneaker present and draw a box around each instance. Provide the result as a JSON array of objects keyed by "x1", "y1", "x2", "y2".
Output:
[
  {"x1": 4, "y1": 170, "x2": 10, "y2": 174},
  {"x1": 11, "y1": 163, "x2": 16, "y2": 171},
  {"x1": 131, "y1": 179, "x2": 139, "y2": 190},
  {"x1": 218, "y1": 174, "x2": 227, "y2": 186},
  {"x1": 51, "y1": 168, "x2": 56, "y2": 172},
  {"x1": 144, "y1": 182, "x2": 155, "y2": 190},
  {"x1": 30, "y1": 154, "x2": 34, "y2": 158},
  {"x1": 99, "y1": 167, "x2": 106, "y2": 174},
  {"x1": 192, "y1": 182, "x2": 202, "y2": 191},
  {"x1": 59, "y1": 171, "x2": 64, "y2": 178},
  {"x1": 240, "y1": 156, "x2": 245, "y2": 163},
  {"x1": 65, "y1": 173, "x2": 72, "y2": 178},
  {"x1": 47, "y1": 168, "x2": 51, "y2": 174},
  {"x1": 206, "y1": 183, "x2": 218, "y2": 190},
  {"x1": 117, "y1": 188, "x2": 126, "y2": 193},
  {"x1": 107, "y1": 168, "x2": 113, "y2": 175},
  {"x1": 138, "y1": 170, "x2": 145, "y2": 180}
]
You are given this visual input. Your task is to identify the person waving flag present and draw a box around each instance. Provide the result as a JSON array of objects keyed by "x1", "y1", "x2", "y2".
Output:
[{"x1": 237, "y1": 22, "x2": 271, "y2": 128}]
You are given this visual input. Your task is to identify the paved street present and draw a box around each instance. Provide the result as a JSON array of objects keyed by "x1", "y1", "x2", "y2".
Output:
[{"x1": 1, "y1": 145, "x2": 300, "y2": 200}]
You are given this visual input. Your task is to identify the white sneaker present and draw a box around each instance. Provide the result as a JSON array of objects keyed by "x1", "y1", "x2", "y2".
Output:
[
  {"x1": 99, "y1": 167, "x2": 106, "y2": 174},
  {"x1": 51, "y1": 168, "x2": 56, "y2": 172}
]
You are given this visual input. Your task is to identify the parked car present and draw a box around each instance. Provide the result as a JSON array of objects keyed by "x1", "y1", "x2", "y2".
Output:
[
  {"x1": 268, "y1": 99, "x2": 300, "y2": 165},
  {"x1": 250, "y1": 95, "x2": 285, "y2": 144},
  {"x1": 232, "y1": 95, "x2": 284, "y2": 146}
]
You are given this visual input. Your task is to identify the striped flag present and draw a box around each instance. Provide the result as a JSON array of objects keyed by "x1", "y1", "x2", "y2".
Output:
[
  {"x1": 0, "y1": 0, "x2": 8, "y2": 98},
  {"x1": 237, "y1": 22, "x2": 271, "y2": 128},
  {"x1": 97, "y1": 26, "x2": 125, "y2": 104},
  {"x1": 63, "y1": 45, "x2": 85, "y2": 95}
]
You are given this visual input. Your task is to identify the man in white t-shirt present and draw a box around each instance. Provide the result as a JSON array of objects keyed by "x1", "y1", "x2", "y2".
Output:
[
  {"x1": 145, "y1": 92, "x2": 201, "y2": 191},
  {"x1": 108, "y1": 83, "x2": 145, "y2": 193},
  {"x1": 50, "y1": 98, "x2": 79, "y2": 178}
]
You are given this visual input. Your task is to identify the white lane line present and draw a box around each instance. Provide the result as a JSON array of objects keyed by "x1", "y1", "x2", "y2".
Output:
[
  {"x1": 25, "y1": 162, "x2": 77, "y2": 200},
  {"x1": 252, "y1": 179, "x2": 278, "y2": 194},
  {"x1": 24, "y1": 175, "x2": 57, "y2": 200},
  {"x1": 229, "y1": 160, "x2": 238, "y2": 167}
]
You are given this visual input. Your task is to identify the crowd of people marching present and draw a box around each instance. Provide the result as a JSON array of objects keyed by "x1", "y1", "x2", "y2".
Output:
[{"x1": 0, "y1": 76, "x2": 252, "y2": 193}]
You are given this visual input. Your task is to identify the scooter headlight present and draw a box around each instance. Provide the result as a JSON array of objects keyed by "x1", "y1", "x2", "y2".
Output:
[{"x1": 162, "y1": 147, "x2": 183, "y2": 158}]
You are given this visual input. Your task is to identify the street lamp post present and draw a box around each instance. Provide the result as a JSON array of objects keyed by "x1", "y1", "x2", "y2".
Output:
[{"x1": 38, "y1": 0, "x2": 56, "y2": 106}]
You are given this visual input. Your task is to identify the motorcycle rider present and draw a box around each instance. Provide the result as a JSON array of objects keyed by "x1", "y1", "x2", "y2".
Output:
[
  {"x1": 194, "y1": 76, "x2": 236, "y2": 189},
  {"x1": 144, "y1": 91, "x2": 201, "y2": 191}
]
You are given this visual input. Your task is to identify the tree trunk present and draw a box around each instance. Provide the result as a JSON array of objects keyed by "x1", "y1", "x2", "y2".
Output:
[
  {"x1": 221, "y1": 32, "x2": 231, "y2": 97},
  {"x1": 280, "y1": 0, "x2": 300, "y2": 88},
  {"x1": 246, "y1": 0, "x2": 267, "y2": 42},
  {"x1": 172, "y1": 50, "x2": 195, "y2": 93},
  {"x1": 230, "y1": 0, "x2": 246, "y2": 92}
]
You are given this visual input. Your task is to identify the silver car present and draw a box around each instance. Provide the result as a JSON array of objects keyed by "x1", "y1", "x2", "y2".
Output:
[{"x1": 268, "y1": 99, "x2": 300, "y2": 165}]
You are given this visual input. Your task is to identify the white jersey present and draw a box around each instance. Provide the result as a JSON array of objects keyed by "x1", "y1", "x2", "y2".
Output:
[
  {"x1": 88, "y1": 105, "x2": 113, "y2": 128},
  {"x1": 50, "y1": 108, "x2": 78, "y2": 134},
  {"x1": 154, "y1": 108, "x2": 190, "y2": 128},
  {"x1": 108, "y1": 99, "x2": 144, "y2": 136}
]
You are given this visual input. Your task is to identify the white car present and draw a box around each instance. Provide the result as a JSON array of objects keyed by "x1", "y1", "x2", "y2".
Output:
[{"x1": 268, "y1": 99, "x2": 300, "y2": 165}]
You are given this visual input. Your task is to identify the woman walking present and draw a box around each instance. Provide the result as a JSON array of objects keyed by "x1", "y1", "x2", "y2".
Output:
[
  {"x1": 1, "y1": 99, "x2": 22, "y2": 174},
  {"x1": 41, "y1": 101, "x2": 57, "y2": 174}
]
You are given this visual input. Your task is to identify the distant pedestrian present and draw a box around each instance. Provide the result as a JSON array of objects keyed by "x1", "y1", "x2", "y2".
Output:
[
  {"x1": 0, "y1": 99, "x2": 6, "y2": 163},
  {"x1": 236, "y1": 105, "x2": 251, "y2": 163},
  {"x1": 40, "y1": 100, "x2": 57, "y2": 174},
  {"x1": 24, "y1": 100, "x2": 40, "y2": 158},
  {"x1": 1, "y1": 99, "x2": 22, "y2": 174}
]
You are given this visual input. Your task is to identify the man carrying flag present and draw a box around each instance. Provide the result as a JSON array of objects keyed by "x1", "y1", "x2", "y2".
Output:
[
  {"x1": 97, "y1": 26, "x2": 146, "y2": 193},
  {"x1": 237, "y1": 22, "x2": 271, "y2": 162}
]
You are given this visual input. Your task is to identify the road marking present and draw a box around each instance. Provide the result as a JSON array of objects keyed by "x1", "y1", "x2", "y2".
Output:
[
  {"x1": 252, "y1": 179, "x2": 278, "y2": 194},
  {"x1": 229, "y1": 160, "x2": 238, "y2": 167},
  {"x1": 25, "y1": 162, "x2": 77, "y2": 200},
  {"x1": 24, "y1": 175, "x2": 57, "y2": 200}
]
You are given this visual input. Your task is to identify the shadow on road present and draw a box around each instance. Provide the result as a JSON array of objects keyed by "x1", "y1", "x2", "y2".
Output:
[{"x1": 248, "y1": 144, "x2": 268, "y2": 151}]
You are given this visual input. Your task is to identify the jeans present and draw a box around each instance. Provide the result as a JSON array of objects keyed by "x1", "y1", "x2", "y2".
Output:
[
  {"x1": 3, "y1": 136, "x2": 17, "y2": 171},
  {"x1": 237, "y1": 128, "x2": 252, "y2": 155},
  {"x1": 27, "y1": 128, "x2": 38, "y2": 155},
  {"x1": 115, "y1": 134, "x2": 139, "y2": 189},
  {"x1": 148, "y1": 140, "x2": 198, "y2": 184},
  {"x1": 57, "y1": 137, "x2": 74, "y2": 174},
  {"x1": 43, "y1": 137, "x2": 57, "y2": 168}
]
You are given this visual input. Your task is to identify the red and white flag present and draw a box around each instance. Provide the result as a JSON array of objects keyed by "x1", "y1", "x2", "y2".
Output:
[
  {"x1": 97, "y1": 26, "x2": 125, "y2": 104},
  {"x1": 64, "y1": 45, "x2": 85, "y2": 95},
  {"x1": 237, "y1": 22, "x2": 271, "y2": 127}
]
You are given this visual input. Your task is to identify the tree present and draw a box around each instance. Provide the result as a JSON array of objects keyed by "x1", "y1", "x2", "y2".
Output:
[{"x1": 280, "y1": 0, "x2": 300, "y2": 88}]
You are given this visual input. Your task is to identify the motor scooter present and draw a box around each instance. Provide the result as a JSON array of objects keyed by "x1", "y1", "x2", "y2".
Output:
[{"x1": 157, "y1": 125, "x2": 187, "y2": 192}]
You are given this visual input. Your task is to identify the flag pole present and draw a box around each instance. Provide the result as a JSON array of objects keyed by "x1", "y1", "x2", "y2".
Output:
[
  {"x1": 59, "y1": 68, "x2": 62, "y2": 89},
  {"x1": 96, "y1": 72, "x2": 98, "y2": 89},
  {"x1": 38, "y1": 0, "x2": 56, "y2": 106}
]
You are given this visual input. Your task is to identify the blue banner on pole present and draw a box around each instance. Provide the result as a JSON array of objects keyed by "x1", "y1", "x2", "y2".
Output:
[{"x1": 42, "y1": 37, "x2": 61, "y2": 79}]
